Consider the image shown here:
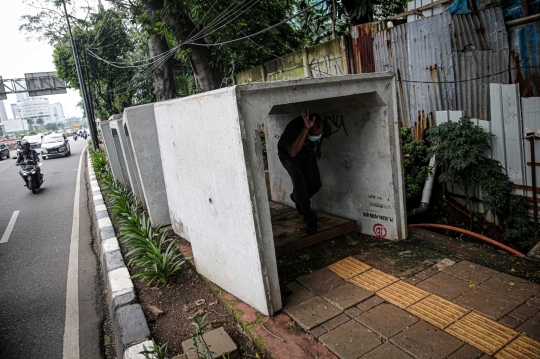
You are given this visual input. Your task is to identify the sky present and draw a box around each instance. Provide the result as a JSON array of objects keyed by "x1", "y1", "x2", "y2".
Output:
[{"x1": 0, "y1": 0, "x2": 100, "y2": 120}]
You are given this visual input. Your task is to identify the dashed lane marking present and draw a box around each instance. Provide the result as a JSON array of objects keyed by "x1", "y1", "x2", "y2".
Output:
[{"x1": 0, "y1": 211, "x2": 20, "y2": 244}]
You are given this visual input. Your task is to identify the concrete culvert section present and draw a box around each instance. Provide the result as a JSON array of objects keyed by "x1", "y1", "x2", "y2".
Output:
[{"x1": 153, "y1": 73, "x2": 407, "y2": 316}]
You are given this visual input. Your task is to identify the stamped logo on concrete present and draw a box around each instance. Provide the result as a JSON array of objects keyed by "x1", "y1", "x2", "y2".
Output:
[{"x1": 373, "y1": 223, "x2": 387, "y2": 238}]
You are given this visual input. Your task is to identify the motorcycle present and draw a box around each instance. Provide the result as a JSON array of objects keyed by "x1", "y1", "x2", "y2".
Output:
[
  {"x1": 83, "y1": 133, "x2": 88, "y2": 140},
  {"x1": 20, "y1": 158, "x2": 44, "y2": 194},
  {"x1": 73, "y1": 134, "x2": 78, "y2": 141}
]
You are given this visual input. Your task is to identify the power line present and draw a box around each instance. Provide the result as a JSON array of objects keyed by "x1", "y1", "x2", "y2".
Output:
[{"x1": 397, "y1": 66, "x2": 540, "y2": 84}]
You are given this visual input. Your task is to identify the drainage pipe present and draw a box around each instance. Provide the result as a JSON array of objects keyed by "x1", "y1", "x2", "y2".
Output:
[
  {"x1": 409, "y1": 223, "x2": 527, "y2": 258},
  {"x1": 408, "y1": 155, "x2": 437, "y2": 216}
]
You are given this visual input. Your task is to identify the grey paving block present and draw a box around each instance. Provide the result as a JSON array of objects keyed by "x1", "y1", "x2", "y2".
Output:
[
  {"x1": 356, "y1": 303, "x2": 418, "y2": 340},
  {"x1": 112, "y1": 291, "x2": 137, "y2": 314},
  {"x1": 309, "y1": 325, "x2": 327, "y2": 339},
  {"x1": 100, "y1": 226, "x2": 116, "y2": 241},
  {"x1": 344, "y1": 306, "x2": 362, "y2": 318},
  {"x1": 453, "y1": 287, "x2": 522, "y2": 320},
  {"x1": 321, "y1": 283, "x2": 373, "y2": 310},
  {"x1": 390, "y1": 321, "x2": 463, "y2": 359},
  {"x1": 479, "y1": 273, "x2": 540, "y2": 302},
  {"x1": 404, "y1": 277, "x2": 422, "y2": 285},
  {"x1": 498, "y1": 315, "x2": 521, "y2": 329},
  {"x1": 507, "y1": 302, "x2": 539, "y2": 322},
  {"x1": 114, "y1": 304, "x2": 151, "y2": 359},
  {"x1": 417, "y1": 272, "x2": 471, "y2": 300},
  {"x1": 284, "y1": 282, "x2": 316, "y2": 309},
  {"x1": 181, "y1": 327, "x2": 238, "y2": 359},
  {"x1": 448, "y1": 344, "x2": 483, "y2": 359},
  {"x1": 415, "y1": 267, "x2": 438, "y2": 280},
  {"x1": 284, "y1": 296, "x2": 341, "y2": 330},
  {"x1": 517, "y1": 312, "x2": 540, "y2": 341},
  {"x1": 322, "y1": 313, "x2": 350, "y2": 331},
  {"x1": 357, "y1": 296, "x2": 385, "y2": 312},
  {"x1": 103, "y1": 250, "x2": 125, "y2": 276},
  {"x1": 319, "y1": 320, "x2": 381, "y2": 359},
  {"x1": 363, "y1": 342, "x2": 413, "y2": 359},
  {"x1": 443, "y1": 260, "x2": 499, "y2": 284},
  {"x1": 96, "y1": 210, "x2": 109, "y2": 219},
  {"x1": 297, "y1": 268, "x2": 345, "y2": 295}
]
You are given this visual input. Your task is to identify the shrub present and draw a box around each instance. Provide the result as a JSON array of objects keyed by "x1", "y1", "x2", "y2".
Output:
[{"x1": 401, "y1": 127, "x2": 431, "y2": 199}]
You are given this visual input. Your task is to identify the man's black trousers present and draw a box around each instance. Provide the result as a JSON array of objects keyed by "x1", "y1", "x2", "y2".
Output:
[{"x1": 280, "y1": 155, "x2": 322, "y2": 228}]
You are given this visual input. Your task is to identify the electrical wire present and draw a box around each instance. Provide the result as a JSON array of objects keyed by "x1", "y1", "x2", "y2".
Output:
[{"x1": 397, "y1": 66, "x2": 540, "y2": 84}]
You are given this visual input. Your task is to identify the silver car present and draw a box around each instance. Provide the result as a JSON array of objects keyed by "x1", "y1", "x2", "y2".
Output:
[
  {"x1": 23, "y1": 135, "x2": 43, "y2": 149},
  {"x1": 41, "y1": 134, "x2": 71, "y2": 159}
]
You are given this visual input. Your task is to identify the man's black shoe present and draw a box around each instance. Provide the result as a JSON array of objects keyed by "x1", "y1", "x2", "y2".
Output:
[
  {"x1": 305, "y1": 226, "x2": 318, "y2": 235},
  {"x1": 290, "y1": 193, "x2": 304, "y2": 215}
]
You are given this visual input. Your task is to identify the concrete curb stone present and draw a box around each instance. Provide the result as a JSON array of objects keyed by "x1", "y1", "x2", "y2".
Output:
[{"x1": 86, "y1": 150, "x2": 153, "y2": 359}]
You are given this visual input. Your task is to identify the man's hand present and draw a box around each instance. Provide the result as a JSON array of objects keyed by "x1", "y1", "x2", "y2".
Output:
[
  {"x1": 15, "y1": 163, "x2": 19, "y2": 166},
  {"x1": 302, "y1": 108, "x2": 315, "y2": 130}
]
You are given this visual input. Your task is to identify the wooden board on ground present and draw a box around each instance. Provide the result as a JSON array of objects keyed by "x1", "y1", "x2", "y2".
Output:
[{"x1": 270, "y1": 201, "x2": 357, "y2": 256}]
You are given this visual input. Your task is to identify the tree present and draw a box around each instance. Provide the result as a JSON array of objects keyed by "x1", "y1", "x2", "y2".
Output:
[
  {"x1": 36, "y1": 118, "x2": 44, "y2": 125},
  {"x1": 26, "y1": 119, "x2": 35, "y2": 131}
]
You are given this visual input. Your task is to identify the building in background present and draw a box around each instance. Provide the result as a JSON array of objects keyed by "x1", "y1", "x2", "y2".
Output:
[
  {"x1": 11, "y1": 97, "x2": 52, "y2": 123},
  {"x1": 50, "y1": 102, "x2": 65, "y2": 123},
  {"x1": 0, "y1": 101, "x2": 8, "y2": 123},
  {"x1": 2, "y1": 119, "x2": 29, "y2": 134}
]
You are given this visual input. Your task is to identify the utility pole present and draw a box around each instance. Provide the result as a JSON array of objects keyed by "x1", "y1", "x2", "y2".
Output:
[{"x1": 62, "y1": 0, "x2": 99, "y2": 151}]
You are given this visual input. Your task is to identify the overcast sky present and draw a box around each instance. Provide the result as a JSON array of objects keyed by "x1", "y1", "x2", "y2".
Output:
[{"x1": 0, "y1": 0, "x2": 100, "y2": 120}]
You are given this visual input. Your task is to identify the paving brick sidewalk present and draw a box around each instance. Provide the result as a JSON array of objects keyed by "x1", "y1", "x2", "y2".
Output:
[{"x1": 284, "y1": 257, "x2": 540, "y2": 359}]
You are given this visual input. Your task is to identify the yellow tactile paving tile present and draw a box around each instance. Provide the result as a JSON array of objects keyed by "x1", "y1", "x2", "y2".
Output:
[
  {"x1": 349, "y1": 268, "x2": 398, "y2": 292},
  {"x1": 327, "y1": 257, "x2": 371, "y2": 280},
  {"x1": 495, "y1": 335, "x2": 540, "y2": 359},
  {"x1": 376, "y1": 280, "x2": 430, "y2": 309},
  {"x1": 446, "y1": 312, "x2": 519, "y2": 355},
  {"x1": 407, "y1": 294, "x2": 470, "y2": 329}
]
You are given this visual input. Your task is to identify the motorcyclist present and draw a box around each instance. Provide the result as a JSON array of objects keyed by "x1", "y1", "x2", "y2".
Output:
[{"x1": 16, "y1": 140, "x2": 41, "y2": 187}]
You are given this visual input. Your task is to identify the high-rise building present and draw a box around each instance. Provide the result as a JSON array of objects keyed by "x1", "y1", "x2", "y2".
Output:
[
  {"x1": 0, "y1": 100, "x2": 8, "y2": 123},
  {"x1": 50, "y1": 103, "x2": 65, "y2": 123},
  {"x1": 11, "y1": 96, "x2": 52, "y2": 123}
]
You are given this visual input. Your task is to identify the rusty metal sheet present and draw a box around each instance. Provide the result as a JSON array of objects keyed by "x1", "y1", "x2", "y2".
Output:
[
  {"x1": 450, "y1": 7, "x2": 510, "y2": 120},
  {"x1": 509, "y1": 22, "x2": 540, "y2": 97},
  {"x1": 350, "y1": 23, "x2": 375, "y2": 74}
]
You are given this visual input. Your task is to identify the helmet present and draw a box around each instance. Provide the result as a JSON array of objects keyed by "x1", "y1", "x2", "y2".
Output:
[{"x1": 21, "y1": 140, "x2": 31, "y2": 151}]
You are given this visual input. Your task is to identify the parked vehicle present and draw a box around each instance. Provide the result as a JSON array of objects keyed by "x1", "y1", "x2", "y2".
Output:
[
  {"x1": 41, "y1": 134, "x2": 71, "y2": 159},
  {"x1": 0, "y1": 144, "x2": 9, "y2": 160},
  {"x1": 20, "y1": 159, "x2": 43, "y2": 194}
]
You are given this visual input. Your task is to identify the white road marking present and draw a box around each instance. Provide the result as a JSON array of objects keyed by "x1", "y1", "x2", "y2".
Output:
[
  {"x1": 62, "y1": 144, "x2": 87, "y2": 359},
  {"x1": 0, "y1": 211, "x2": 20, "y2": 244}
]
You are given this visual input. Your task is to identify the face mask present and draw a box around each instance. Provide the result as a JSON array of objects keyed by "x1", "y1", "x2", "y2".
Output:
[{"x1": 307, "y1": 133, "x2": 322, "y2": 142}]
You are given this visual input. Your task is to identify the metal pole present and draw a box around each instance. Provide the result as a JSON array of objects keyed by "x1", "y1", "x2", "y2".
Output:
[
  {"x1": 61, "y1": 1, "x2": 98, "y2": 151},
  {"x1": 81, "y1": 40, "x2": 97, "y2": 130}
]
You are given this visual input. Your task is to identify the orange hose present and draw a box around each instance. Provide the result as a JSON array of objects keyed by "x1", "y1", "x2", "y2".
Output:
[{"x1": 409, "y1": 223, "x2": 527, "y2": 258}]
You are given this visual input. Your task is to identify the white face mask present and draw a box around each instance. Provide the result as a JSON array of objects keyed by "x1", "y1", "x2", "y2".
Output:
[{"x1": 307, "y1": 133, "x2": 322, "y2": 142}]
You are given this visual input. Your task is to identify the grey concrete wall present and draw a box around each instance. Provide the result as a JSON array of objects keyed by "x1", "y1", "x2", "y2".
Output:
[
  {"x1": 265, "y1": 92, "x2": 403, "y2": 240},
  {"x1": 123, "y1": 104, "x2": 170, "y2": 227},
  {"x1": 110, "y1": 122, "x2": 131, "y2": 190},
  {"x1": 111, "y1": 118, "x2": 144, "y2": 203},
  {"x1": 153, "y1": 73, "x2": 406, "y2": 316},
  {"x1": 101, "y1": 119, "x2": 125, "y2": 184}
]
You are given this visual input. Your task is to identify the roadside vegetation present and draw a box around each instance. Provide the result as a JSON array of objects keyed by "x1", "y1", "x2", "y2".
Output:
[{"x1": 88, "y1": 148, "x2": 187, "y2": 286}]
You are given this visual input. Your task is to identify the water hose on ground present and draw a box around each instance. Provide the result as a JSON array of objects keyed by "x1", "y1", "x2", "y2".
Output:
[{"x1": 409, "y1": 223, "x2": 527, "y2": 258}]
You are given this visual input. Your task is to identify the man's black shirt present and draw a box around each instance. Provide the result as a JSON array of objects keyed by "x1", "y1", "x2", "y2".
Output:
[{"x1": 278, "y1": 116, "x2": 320, "y2": 162}]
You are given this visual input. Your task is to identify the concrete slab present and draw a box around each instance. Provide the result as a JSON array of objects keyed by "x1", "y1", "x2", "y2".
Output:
[
  {"x1": 447, "y1": 344, "x2": 483, "y2": 359},
  {"x1": 123, "y1": 104, "x2": 170, "y2": 226},
  {"x1": 417, "y1": 272, "x2": 472, "y2": 300},
  {"x1": 415, "y1": 267, "x2": 438, "y2": 280},
  {"x1": 110, "y1": 117, "x2": 144, "y2": 207},
  {"x1": 453, "y1": 287, "x2": 522, "y2": 320},
  {"x1": 319, "y1": 320, "x2": 381, "y2": 359},
  {"x1": 443, "y1": 260, "x2": 499, "y2": 284},
  {"x1": 322, "y1": 313, "x2": 350, "y2": 331},
  {"x1": 100, "y1": 118, "x2": 126, "y2": 184},
  {"x1": 516, "y1": 312, "x2": 540, "y2": 341},
  {"x1": 284, "y1": 296, "x2": 341, "y2": 330},
  {"x1": 357, "y1": 296, "x2": 385, "y2": 312},
  {"x1": 498, "y1": 315, "x2": 521, "y2": 329},
  {"x1": 308, "y1": 325, "x2": 328, "y2": 339},
  {"x1": 181, "y1": 327, "x2": 239, "y2": 359},
  {"x1": 153, "y1": 73, "x2": 405, "y2": 315},
  {"x1": 355, "y1": 303, "x2": 419, "y2": 340},
  {"x1": 297, "y1": 268, "x2": 345, "y2": 295},
  {"x1": 344, "y1": 306, "x2": 362, "y2": 318},
  {"x1": 390, "y1": 321, "x2": 463, "y2": 359},
  {"x1": 284, "y1": 282, "x2": 316, "y2": 309},
  {"x1": 404, "y1": 277, "x2": 422, "y2": 285},
  {"x1": 507, "y1": 302, "x2": 539, "y2": 322},
  {"x1": 321, "y1": 283, "x2": 373, "y2": 310},
  {"x1": 362, "y1": 343, "x2": 413, "y2": 359},
  {"x1": 479, "y1": 272, "x2": 540, "y2": 302}
]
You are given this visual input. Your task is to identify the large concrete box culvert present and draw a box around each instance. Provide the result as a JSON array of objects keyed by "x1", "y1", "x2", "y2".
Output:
[
  {"x1": 101, "y1": 115, "x2": 128, "y2": 185},
  {"x1": 153, "y1": 73, "x2": 407, "y2": 316}
]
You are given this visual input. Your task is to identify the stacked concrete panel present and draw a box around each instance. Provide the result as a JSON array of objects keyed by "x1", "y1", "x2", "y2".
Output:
[
  {"x1": 123, "y1": 104, "x2": 170, "y2": 226},
  {"x1": 101, "y1": 115, "x2": 126, "y2": 184},
  {"x1": 153, "y1": 73, "x2": 406, "y2": 316}
]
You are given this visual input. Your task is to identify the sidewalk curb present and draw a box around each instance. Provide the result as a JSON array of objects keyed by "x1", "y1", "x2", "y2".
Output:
[{"x1": 87, "y1": 152, "x2": 155, "y2": 359}]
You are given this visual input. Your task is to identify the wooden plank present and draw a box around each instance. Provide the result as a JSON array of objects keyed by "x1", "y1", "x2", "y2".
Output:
[{"x1": 502, "y1": 84, "x2": 525, "y2": 196}]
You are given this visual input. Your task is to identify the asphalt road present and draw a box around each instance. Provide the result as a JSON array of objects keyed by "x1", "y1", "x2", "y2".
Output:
[{"x1": 0, "y1": 138, "x2": 105, "y2": 358}]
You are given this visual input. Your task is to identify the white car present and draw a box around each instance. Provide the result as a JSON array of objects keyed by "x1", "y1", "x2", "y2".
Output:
[
  {"x1": 22, "y1": 135, "x2": 43, "y2": 149},
  {"x1": 41, "y1": 134, "x2": 71, "y2": 159}
]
